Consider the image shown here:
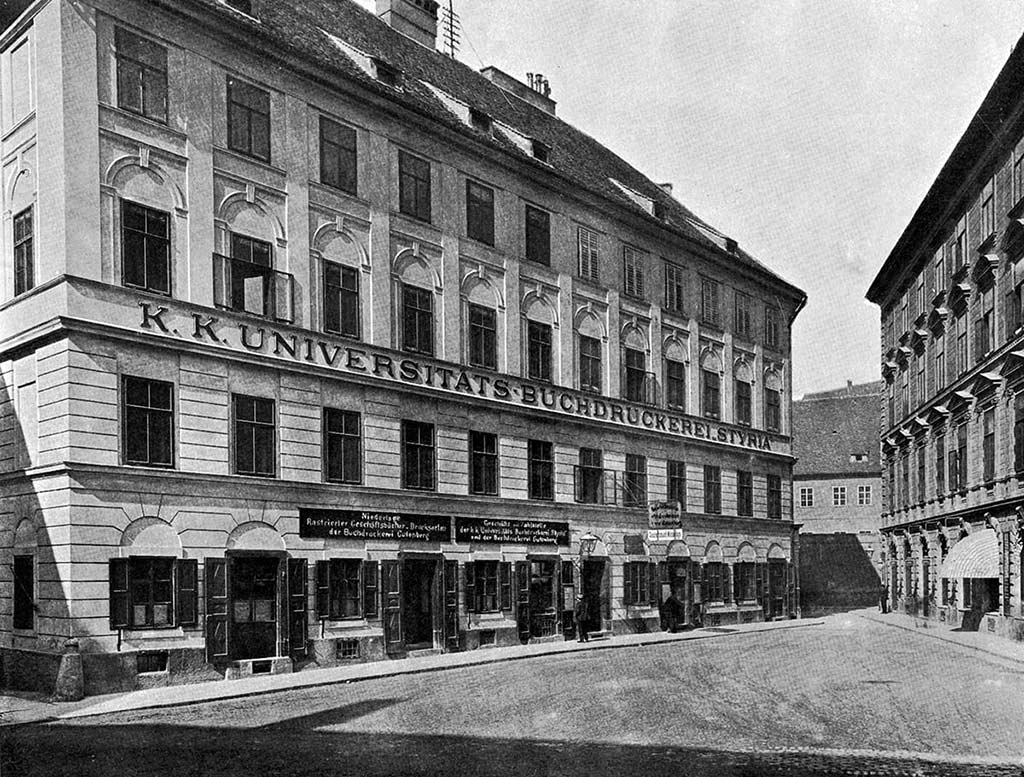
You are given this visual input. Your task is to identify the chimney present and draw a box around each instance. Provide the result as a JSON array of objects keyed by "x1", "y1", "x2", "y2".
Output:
[
  {"x1": 658, "y1": 183, "x2": 673, "y2": 195},
  {"x1": 377, "y1": 0, "x2": 439, "y2": 50},
  {"x1": 480, "y1": 66, "x2": 557, "y2": 115}
]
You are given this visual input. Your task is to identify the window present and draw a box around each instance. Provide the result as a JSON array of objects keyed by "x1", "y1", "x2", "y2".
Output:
[
  {"x1": 623, "y1": 561, "x2": 655, "y2": 606},
  {"x1": 767, "y1": 474, "x2": 782, "y2": 519},
  {"x1": 935, "y1": 432, "x2": 946, "y2": 495},
  {"x1": 764, "y1": 307, "x2": 780, "y2": 347},
  {"x1": 857, "y1": 484, "x2": 872, "y2": 505},
  {"x1": 950, "y1": 422, "x2": 967, "y2": 492},
  {"x1": 398, "y1": 150, "x2": 431, "y2": 222},
  {"x1": 122, "y1": 201, "x2": 170, "y2": 295},
  {"x1": 525, "y1": 205, "x2": 550, "y2": 266},
  {"x1": 701, "y1": 278, "x2": 720, "y2": 326},
  {"x1": 374, "y1": 58, "x2": 403, "y2": 89},
  {"x1": 701, "y1": 369, "x2": 720, "y2": 420},
  {"x1": 734, "y1": 292, "x2": 751, "y2": 339},
  {"x1": 981, "y1": 177, "x2": 996, "y2": 239},
  {"x1": 668, "y1": 460, "x2": 686, "y2": 507},
  {"x1": 468, "y1": 304, "x2": 497, "y2": 370},
  {"x1": 401, "y1": 420, "x2": 435, "y2": 490},
  {"x1": 527, "y1": 439, "x2": 553, "y2": 500},
  {"x1": 123, "y1": 376, "x2": 174, "y2": 467},
  {"x1": 623, "y1": 246, "x2": 645, "y2": 298},
  {"x1": 1016, "y1": 154, "x2": 1024, "y2": 206},
  {"x1": 228, "y1": 232, "x2": 274, "y2": 318},
  {"x1": 623, "y1": 347, "x2": 647, "y2": 403},
  {"x1": 469, "y1": 430, "x2": 498, "y2": 495},
  {"x1": 1011, "y1": 280, "x2": 1024, "y2": 336},
  {"x1": 325, "y1": 408, "x2": 361, "y2": 484},
  {"x1": 737, "y1": 470, "x2": 753, "y2": 516},
  {"x1": 1015, "y1": 394, "x2": 1024, "y2": 474},
  {"x1": 983, "y1": 407, "x2": 995, "y2": 483},
  {"x1": 799, "y1": 487, "x2": 813, "y2": 508},
  {"x1": 316, "y1": 559, "x2": 378, "y2": 620},
  {"x1": 734, "y1": 378, "x2": 752, "y2": 426},
  {"x1": 734, "y1": 562, "x2": 756, "y2": 602},
  {"x1": 319, "y1": 116, "x2": 357, "y2": 195},
  {"x1": 579, "y1": 335, "x2": 602, "y2": 393},
  {"x1": 976, "y1": 285, "x2": 995, "y2": 360},
  {"x1": 233, "y1": 394, "x2": 275, "y2": 477},
  {"x1": 13, "y1": 555, "x2": 33, "y2": 631},
  {"x1": 466, "y1": 180, "x2": 495, "y2": 246},
  {"x1": 934, "y1": 245, "x2": 946, "y2": 292},
  {"x1": 115, "y1": 27, "x2": 167, "y2": 123},
  {"x1": 577, "y1": 447, "x2": 603, "y2": 504},
  {"x1": 401, "y1": 284, "x2": 434, "y2": 355},
  {"x1": 666, "y1": 359, "x2": 686, "y2": 410},
  {"x1": 765, "y1": 388, "x2": 781, "y2": 433},
  {"x1": 527, "y1": 320, "x2": 552, "y2": 382},
  {"x1": 933, "y1": 332, "x2": 945, "y2": 390},
  {"x1": 578, "y1": 226, "x2": 599, "y2": 281},
  {"x1": 466, "y1": 561, "x2": 510, "y2": 613},
  {"x1": 916, "y1": 446, "x2": 926, "y2": 502},
  {"x1": 13, "y1": 207, "x2": 33, "y2": 296},
  {"x1": 953, "y1": 215, "x2": 967, "y2": 272},
  {"x1": 954, "y1": 312, "x2": 968, "y2": 376},
  {"x1": 665, "y1": 262, "x2": 685, "y2": 313},
  {"x1": 624, "y1": 453, "x2": 647, "y2": 507},
  {"x1": 324, "y1": 262, "x2": 360, "y2": 339},
  {"x1": 832, "y1": 486, "x2": 847, "y2": 506},
  {"x1": 704, "y1": 561, "x2": 724, "y2": 602},
  {"x1": 227, "y1": 76, "x2": 270, "y2": 162},
  {"x1": 704, "y1": 465, "x2": 721, "y2": 514},
  {"x1": 109, "y1": 556, "x2": 197, "y2": 629}
]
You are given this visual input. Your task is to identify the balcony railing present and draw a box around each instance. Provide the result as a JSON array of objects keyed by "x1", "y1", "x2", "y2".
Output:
[
  {"x1": 574, "y1": 466, "x2": 618, "y2": 505},
  {"x1": 622, "y1": 368, "x2": 658, "y2": 405},
  {"x1": 213, "y1": 253, "x2": 295, "y2": 323}
]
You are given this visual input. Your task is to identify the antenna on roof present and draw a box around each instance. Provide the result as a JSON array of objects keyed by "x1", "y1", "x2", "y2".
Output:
[{"x1": 440, "y1": 0, "x2": 461, "y2": 58}]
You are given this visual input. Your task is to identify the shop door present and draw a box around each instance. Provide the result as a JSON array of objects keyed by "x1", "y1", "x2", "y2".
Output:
[
  {"x1": 528, "y1": 559, "x2": 559, "y2": 638},
  {"x1": 581, "y1": 559, "x2": 605, "y2": 635},
  {"x1": 767, "y1": 560, "x2": 786, "y2": 620},
  {"x1": 662, "y1": 559, "x2": 690, "y2": 631},
  {"x1": 230, "y1": 556, "x2": 279, "y2": 660},
  {"x1": 287, "y1": 558, "x2": 308, "y2": 659},
  {"x1": 205, "y1": 558, "x2": 229, "y2": 663},
  {"x1": 442, "y1": 560, "x2": 460, "y2": 652},
  {"x1": 403, "y1": 559, "x2": 436, "y2": 649}
]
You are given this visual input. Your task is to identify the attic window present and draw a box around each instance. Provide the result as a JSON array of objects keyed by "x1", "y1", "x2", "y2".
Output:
[
  {"x1": 374, "y1": 59, "x2": 403, "y2": 89},
  {"x1": 531, "y1": 139, "x2": 550, "y2": 163},
  {"x1": 223, "y1": 0, "x2": 254, "y2": 15},
  {"x1": 469, "y1": 108, "x2": 492, "y2": 134}
]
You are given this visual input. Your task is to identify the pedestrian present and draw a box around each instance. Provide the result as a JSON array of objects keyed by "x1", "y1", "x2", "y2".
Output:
[{"x1": 574, "y1": 594, "x2": 590, "y2": 642}]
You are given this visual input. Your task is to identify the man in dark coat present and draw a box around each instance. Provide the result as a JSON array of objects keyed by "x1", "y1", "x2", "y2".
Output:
[{"x1": 574, "y1": 595, "x2": 590, "y2": 642}]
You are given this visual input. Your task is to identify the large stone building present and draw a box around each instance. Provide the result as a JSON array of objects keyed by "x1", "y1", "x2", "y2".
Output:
[
  {"x1": 792, "y1": 381, "x2": 884, "y2": 614},
  {"x1": 867, "y1": 34, "x2": 1024, "y2": 639},
  {"x1": 0, "y1": 0, "x2": 805, "y2": 696}
]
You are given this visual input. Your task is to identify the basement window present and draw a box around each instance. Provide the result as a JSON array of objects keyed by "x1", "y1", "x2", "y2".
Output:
[
  {"x1": 136, "y1": 651, "x2": 168, "y2": 674},
  {"x1": 337, "y1": 638, "x2": 360, "y2": 660},
  {"x1": 373, "y1": 59, "x2": 403, "y2": 89}
]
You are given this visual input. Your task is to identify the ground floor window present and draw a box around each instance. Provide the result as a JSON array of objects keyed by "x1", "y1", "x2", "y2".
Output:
[
  {"x1": 315, "y1": 559, "x2": 378, "y2": 620},
  {"x1": 734, "y1": 562, "x2": 756, "y2": 602},
  {"x1": 13, "y1": 555, "x2": 33, "y2": 630},
  {"x1": 465, "y1": 560, "x2": 512, "y2": 613},
  {"x1": 530, "y1": 559, "x2": 557, "y2": 612},
  {"x1": 623, "y1": 560, "x2": 658, "y2": 606},
  {"x1": 704, "y1": 561, "x2": 725, "y2": 603},
  {"x1": 109, "y1": 556, "x2": 197, "y2": 629}
]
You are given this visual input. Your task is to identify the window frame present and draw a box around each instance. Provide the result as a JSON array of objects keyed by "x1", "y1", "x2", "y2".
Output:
[
  {"x1": 578, "y1": 226, "x2": 599, "y2": 281},
  {"x1": 401, "y1": 419, "x2": 436, "y2": 491},
  {"x1": 701, "y1": 368, "x2": 721, "y2": 420},
  {"x1": 832, "y1": 485, "x2": 847, "y2": 506},
  {"x1": 703, "y1": 464, "x2": 722, "y2": 514},
  {"x1": 857, "y1": 484, "x2": 872, "y2": 506},
  {"x1": 13, "y1": 206, "x2": 33, "y2": 297},
  {"x1": 767, "y1": 474, "x2": 782, "y2": 519},
  {"x1": 319, "y1": 115, "x2": 358, "y2": 195},
  {"x1": 799, "y1": 487, "x2": 813, "y2": 508},
  {"x1": 324, "y1": 407, "x2": 362, "y2": 485},
  {"x1": 401, "y1": 283, "x2": 434, "y2": 356},
  {"x1": 466, "y1": 179, "x2": 495, "y2": 246},
  {"x1": 121, "y1": 199, "x2": 171, "y2": 296},
  {"x1": 667, "y1": 459, "x2": 686, "y2": 507},
  {"x1": 123, "y1": 375, "x2": 175, "y2": 468},
  {"x1": 121, "y1": 556, "x2": 175, "y2": 629},
  {"x1": 734, "y1": 378, "x2": 752, "y2": 426},
  {"x1": 469, "y1": 430, "x2": 499, "y2": 496},
  {"x1": 323, "y1": 261, "x2": 360, "y2": 339},
  {"x1": 467, "y1": 303, "x2": 497, "y2": 370},
  {"x1": 13, "y1": 554, "x2": 33, "y2": 631},
  {"x1": 701, "y1": 277, "x2": 720, "y2": 327},
  {"x1": 734, "y1": 292, "x2": 752, "y2": 339},
  {"x1": 624, "y1": 453, "x2": 647, "y2": 507},
  {"x1": 115, "y1": 26, "x2": 168, "y2": 124},
  {"x1": 764, "y1": 306, "x2": 780, "y2": 348},
  {"x1": 578, "y1": 334, "x2": 602, "y2": 394},
  {"x1": 398, "y1": 150, "x2": 431, "y2": 222},
  {"x1": 526, "y1": 319, "x2": 553, "y2": 382},
  {"x1": 765, "y1": 387, "x2": 781, "y2": 433},
  {"x1": 525, "y1": 204, "x2": 551, "y2": 266},
  {"x1": 665, "y1": 358, "x2": 686, "y2": 410},
  {"x1": 737, "y1": 470, "x2": 753, "y2": 516},
  {"x1": 622, "y1": 245, "x2": 645, "y2": 299},
  {"x1": 664, "y1": 261, "x2": 685, "y2": 313},
  {"x1": 232, "y1": 393, "x2": 276, "y2": 477},
  {"x1": 527, "y1": 439, "x2": 554, "y2": 501},
  {"x1": 226, "y1": 75, "x2": 271, "y2": 162}
]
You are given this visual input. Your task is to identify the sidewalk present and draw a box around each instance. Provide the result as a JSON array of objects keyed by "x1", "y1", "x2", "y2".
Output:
[
  {"x1": 853, "y1": 608, "x2": 1024, "y2": 666},
  {"x1": 1, "y1": 616, "x2": 822, "y2": 726}
]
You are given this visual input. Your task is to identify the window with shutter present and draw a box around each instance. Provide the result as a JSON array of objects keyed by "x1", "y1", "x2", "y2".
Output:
[
  {"x1": 363, "y1": 560, "x2": 379, "y2": 618},
  {"x1": 623, "y1": 246, "x2": 645, "y2": 298},
  {"x1": 176, "y1": 559, "x2": 198, "y2": 627},
  {"x1": 701, "y1": 278, "x2": 720, "y2": 326},
  {"x1": 578, "y1": 226, "x2": 599, "y2": 281},
  {"x1": 664, "y1": 261, "x2": 685, "y2": 313},
  {"x1": 109, "y1": 558, "x2": 129, "y2": 629}
]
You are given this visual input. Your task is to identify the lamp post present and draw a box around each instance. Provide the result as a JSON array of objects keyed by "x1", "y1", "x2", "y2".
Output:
[{"x1": 579, "y1": 531, "x2": 599, "y2": 559}]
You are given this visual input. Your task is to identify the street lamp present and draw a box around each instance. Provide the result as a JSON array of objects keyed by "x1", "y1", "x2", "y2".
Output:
[{"x1": 579, "y1": 531, "x2": 599, "y2": 559}]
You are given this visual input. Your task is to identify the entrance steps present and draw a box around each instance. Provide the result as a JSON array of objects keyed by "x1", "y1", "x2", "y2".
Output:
[
  {"x1": 224, "y1": 657, "x2": 292, "y2": 681},
  {"x1": 584, "y1": 630, "x2": 612, "y2": 641},
  {"x1": 406, "y1": 647, "x2": 443, "y2": 659}
]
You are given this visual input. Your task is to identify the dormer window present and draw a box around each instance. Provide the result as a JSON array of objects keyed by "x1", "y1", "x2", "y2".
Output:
[
  {"x1": 469, "y1": 108, "x2": 492, "y2": 134},
  {"x1": 531, "y1": 139, "x2": 550, "y2": 163},
  {"x1": 374, "y1": 59, "x2": 403, "y2": 89},
  {"x1": 224, "y1": 0, "x2": 254, "y2": 15}
]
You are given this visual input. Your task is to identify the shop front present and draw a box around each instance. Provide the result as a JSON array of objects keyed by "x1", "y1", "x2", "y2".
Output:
[{"x1": 939, "y1": 527, "x2": 1000, "y2": 632}]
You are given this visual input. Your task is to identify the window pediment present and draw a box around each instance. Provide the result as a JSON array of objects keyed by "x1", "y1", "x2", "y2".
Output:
[{"x1": 925, "y1": 404, "x2": 950, "y2": 427}]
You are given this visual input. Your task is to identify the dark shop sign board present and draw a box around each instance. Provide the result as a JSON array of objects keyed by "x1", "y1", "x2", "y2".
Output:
[
  {"x1": 299, "y1": 509, "x2": 452, "y2": 542},
  {"x1": 455, "y1": 517, "x2": 570, "y2": 546}
]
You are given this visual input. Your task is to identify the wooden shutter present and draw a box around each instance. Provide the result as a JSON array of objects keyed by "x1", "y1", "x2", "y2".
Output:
[
  {"x1": 499, "y1": 561, "x2": 512, "y2": 612},
  {"x1": 443, "y1": 560, "x2": 459, "y2": 651},
  {"x1": 553, "y1": 560, "x2": 562, "y2": 635},
  {"x1": 465, "y1": 562, "x2": 477, "y2": 614},
  {"x1": 648, "y1": 561, "x2": 659, "y2": 606},
  {"x1": 722, "y1": 564, "x2": 732, "y2": 603},
  {"x1": 275, "y1": 272, "x2": 294, "y2": 323},
  {"x1": 277, "y1": 559, "x2": 289, "y2": 658},
  {"x1": 315, "y1": 561, "x2": 330, "y2": 619},
  {"x1": 515, "y1": 560, "x2": 531, "y2": 643},
  {"x1": 381, "y1": 560, "x2": 403, "y2": 655},
  {"x1": 109, "y1": 558, "x2": 129, "y2": 629},
  {"x1": 623, "y1": 562, "x2": 634, "y2": 605},
  {"x1": 700, "y1": 563, "x2": 709, "y2": 604},
  {"x1": 657, "y1": 561, "x2": 667, "y2": 605},
  {"x1": 176, "y1": 558, "x2": 198, "y2": 627},
  {"x1": 288, "y1": 558, "x2": 308, "y2": 658},
  {"x1": 212, "y1": 253, "x2": 230, "y2": 307},
  {"x1": 205, "y1": 558, "x2": 229, "y2": 663},
  {"x1": 363, "y1": 560, "x2": 379, "y2": 619}
]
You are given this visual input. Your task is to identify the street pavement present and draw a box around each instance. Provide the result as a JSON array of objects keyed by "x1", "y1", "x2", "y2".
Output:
[{"x1": 2, "y1": 611, "x2": 1024, "y2": 775}]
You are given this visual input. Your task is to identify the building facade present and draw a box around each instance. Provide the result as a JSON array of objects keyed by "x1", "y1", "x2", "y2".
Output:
[
  {"x1": 0, "y1": 0, "x2": 805, "y2": 696},
  {"x1": 867, "y1": 36, "x2": 1024, "y2": 640},
  {"x1": 792, "y1": 381, "x2": 884, "y2": 613}
]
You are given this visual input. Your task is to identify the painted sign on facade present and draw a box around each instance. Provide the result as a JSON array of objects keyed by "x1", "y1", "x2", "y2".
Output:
[
  {"x1": 299, "y1": 509, "x2": 452, "y2": 541},
  {"x1": 454, "y1": 517, "x2": 570, "y2": 546},
  {"x1": 648, "y1": 501, "x2": 682, "y2": 529}
]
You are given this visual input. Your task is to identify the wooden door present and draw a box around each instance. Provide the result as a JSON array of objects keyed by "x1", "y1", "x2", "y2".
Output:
[
  {"x1": 382, "y1": 560, "x2": 403, "y2": 655},
  {"x1": 443, "y1": 560, "x2": 459, "y2": 652},
  {"x1": 288, "y1": 558, "x2": 308, "y2": 659},
  {"x1": 205, "y1": 558, "x2": 229, "y2": 663},
  {"x1": 515, "y1": 560, "x2": 531, "y2": 644}
]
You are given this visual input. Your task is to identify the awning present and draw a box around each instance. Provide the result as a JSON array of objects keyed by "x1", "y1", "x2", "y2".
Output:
[{"x1": 939, "y1": 529, "x2": 999, "y2": 578}]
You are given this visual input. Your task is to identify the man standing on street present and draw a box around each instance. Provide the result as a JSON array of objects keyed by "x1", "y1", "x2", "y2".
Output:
[{"x1": 574, "y1": 595, "x2": 590, "y2": 642}]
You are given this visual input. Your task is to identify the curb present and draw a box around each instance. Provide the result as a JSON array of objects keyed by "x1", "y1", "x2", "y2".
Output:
[
  {"x1": 50, "y1": 618, "x2": 824, "y2": 722},
  {"x1": 851, "y1": 611, "x2": 1024, "y2": 667}
]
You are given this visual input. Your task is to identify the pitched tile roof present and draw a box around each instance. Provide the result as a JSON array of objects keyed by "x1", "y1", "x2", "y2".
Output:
[
  {"x1": 792, "y1": 381, "x2": 883, "y2": 477},
  {"x1": 185, "y1": 0, "x2": 802, "y2": 297}
]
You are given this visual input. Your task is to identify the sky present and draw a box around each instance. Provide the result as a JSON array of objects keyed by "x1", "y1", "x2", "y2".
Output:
[{"x1": 360, "y1": 0, "x2": 1024, "y2": 397}]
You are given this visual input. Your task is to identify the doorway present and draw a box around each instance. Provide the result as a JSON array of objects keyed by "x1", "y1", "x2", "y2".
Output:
[
  {"x1": 402, "y1": 559, "x2": 436, "y2": 649},
  {"x1": 580, "y1": 558, "x2": 605, "y2": 635},
  {"x1": 230, "y1": 555, "x2": 279, "y2": 660},
  {"x1": 767, "y1": 560, "x2": 786, "y2": 620},
  {"x1": 663, "y1": 558, "x2": 690, "y2": 631}
]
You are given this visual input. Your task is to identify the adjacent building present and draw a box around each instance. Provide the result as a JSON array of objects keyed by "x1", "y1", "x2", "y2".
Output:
[
  {"x1": 0, "y1": 0, "x2": 805, "y2": 696},
  {"x1": 867, "y1": 34, "x2": 1024, "y2": 638},
  {"x1": 792, "y1": 381, "x2": 884, "y2": 614}
]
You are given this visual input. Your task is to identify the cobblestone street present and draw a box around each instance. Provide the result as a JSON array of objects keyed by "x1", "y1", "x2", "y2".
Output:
[{"x1": 3, "y1": 614, "x2": 1023, "y2": 776}]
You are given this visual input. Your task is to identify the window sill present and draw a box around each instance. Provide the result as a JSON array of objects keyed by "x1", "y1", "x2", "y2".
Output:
[
  {"x1": 325, "y1": 478, "x2": 363, "y2": 486},
  {"x1": 234, "y1": 472, "x2": 278, "y2": 479}
]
